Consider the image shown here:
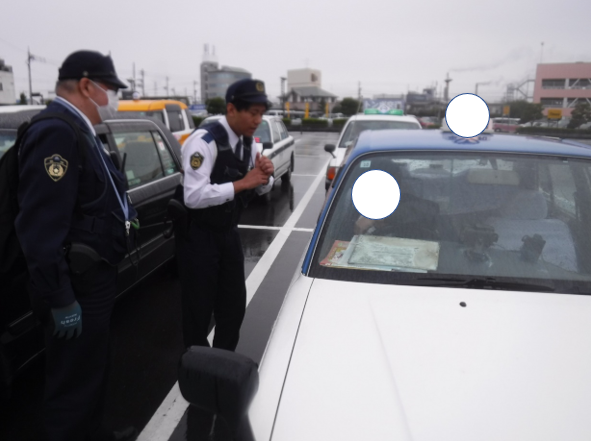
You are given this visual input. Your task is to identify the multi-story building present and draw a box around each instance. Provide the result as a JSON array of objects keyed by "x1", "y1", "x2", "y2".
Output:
[
  {"x1": 285, "y1": 68, "x2": 336, "y2": 112},
  {"x1": 200, "y1": 45, "x2": 251, "y2": 102},
  {"x1": 533, "y1": 62, "x2": 591, "y2": 117},
  {"x1": 0, "y1": 59, "x2": 16, "y2": 105}
]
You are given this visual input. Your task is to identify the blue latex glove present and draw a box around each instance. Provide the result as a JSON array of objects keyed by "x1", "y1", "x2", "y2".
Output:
[{"x1": 51, "y1": 301, "x2": 82, "y2": 340}]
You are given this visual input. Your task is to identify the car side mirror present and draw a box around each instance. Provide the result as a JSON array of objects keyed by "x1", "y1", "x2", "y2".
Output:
[
  {"x1": 178, "y1": 346, "x2": 259, "y2": 441},
  {"x1": 262, "y1": 142, "x2": 273, "y2": 150},
  {"x1": 324, "y1": 144, "x2": 336, "y2": 158},
  {"x1": 109, "y1": 151, "x2": 121, "y2": 170}
]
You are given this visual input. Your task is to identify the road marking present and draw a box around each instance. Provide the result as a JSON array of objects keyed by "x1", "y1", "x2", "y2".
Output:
[
  {"x1": 138, "y1": 158, "x2": 329, "y2": 441},
  {"x1": 238, "y1": 224, "x2": 314, "y2": 233}
]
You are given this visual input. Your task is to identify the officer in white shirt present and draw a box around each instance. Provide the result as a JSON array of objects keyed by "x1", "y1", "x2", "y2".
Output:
[{"x1": 176, "y1": 78, "x2": 274, "y2": 351}]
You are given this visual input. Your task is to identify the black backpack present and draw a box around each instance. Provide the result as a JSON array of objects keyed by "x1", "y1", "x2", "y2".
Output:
[{"x1": 0, "y1": 112, "x2": 88, "y2": 291}]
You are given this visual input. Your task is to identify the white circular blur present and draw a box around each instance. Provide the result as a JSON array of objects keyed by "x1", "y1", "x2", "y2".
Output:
[
  {"x1": 445, "y1": 94, "x2": 490, "y2": 138},
  {"x1": 352, "y1": 170, "x2": 400, "y2": 220}
]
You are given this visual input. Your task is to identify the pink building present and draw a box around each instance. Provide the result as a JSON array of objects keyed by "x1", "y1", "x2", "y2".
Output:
[{"x1": 533, "y1": 62, "x2": 591, "y2": 117}]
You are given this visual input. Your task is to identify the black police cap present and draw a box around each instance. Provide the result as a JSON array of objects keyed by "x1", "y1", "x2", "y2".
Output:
[
  {"x1": 58, "y1": 50, "x2": 127, "y2": 89},
  {"x1": 225, "y1": 79, "x2": 269, "y2": 105}
]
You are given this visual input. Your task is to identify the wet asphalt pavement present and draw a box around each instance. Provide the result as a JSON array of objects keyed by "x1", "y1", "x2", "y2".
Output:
[{"x1": 0, "y1": 131, "x2": 337, "y2": 441}]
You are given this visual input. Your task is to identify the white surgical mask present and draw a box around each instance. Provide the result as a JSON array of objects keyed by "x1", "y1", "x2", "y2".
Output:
[{"x1": 89, "y1": 80, "x2": 119, "y2": 122}]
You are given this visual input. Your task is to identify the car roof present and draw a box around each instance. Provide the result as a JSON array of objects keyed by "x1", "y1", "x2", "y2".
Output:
[
  {"x1": 118, "y1": 99, "x2": 188, "y2": 111},
  {"x1": 348, "y1": 130, "x2": 591, "y2": 161},
  {"x1": 0, "y1": 105, "x2": 46, "y2": 114},
  {"x1": 0, "y1": 107, "x2": 45, "y2": 130}
]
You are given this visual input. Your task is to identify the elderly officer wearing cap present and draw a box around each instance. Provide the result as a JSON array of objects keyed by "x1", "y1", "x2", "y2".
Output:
[
  {"x1": 15, "y1": 50, "x2": 138, "y2": 440},
  {"x1": 175, "y1": 78, "x2": 274, "y2": 351}
]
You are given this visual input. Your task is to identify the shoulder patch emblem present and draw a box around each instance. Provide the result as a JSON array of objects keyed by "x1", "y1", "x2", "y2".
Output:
[
  {"x1": 44, "y1": 154, "x2": 69, "y2": 182},
  {"x1": 190, "y1": 152, "x2": 204, "y2": 170}
]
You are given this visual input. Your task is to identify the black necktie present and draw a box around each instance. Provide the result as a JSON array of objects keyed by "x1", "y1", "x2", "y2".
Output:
[{"x1": 235, "y1": 139, "x2": 242, "y2": 160}]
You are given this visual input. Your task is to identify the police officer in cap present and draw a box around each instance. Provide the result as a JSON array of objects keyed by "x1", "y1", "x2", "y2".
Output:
[
  {"x1": 176, "y1": 78, "x2": 274, "y2": 351},
  {"x1": 15, "y1": 50, "x2": 138, "y2": 441}
]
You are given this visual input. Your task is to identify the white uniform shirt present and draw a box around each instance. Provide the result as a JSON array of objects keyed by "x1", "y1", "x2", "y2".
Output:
[{"x1": 181, "y1": 116, "x2": 274, "y2": 209}]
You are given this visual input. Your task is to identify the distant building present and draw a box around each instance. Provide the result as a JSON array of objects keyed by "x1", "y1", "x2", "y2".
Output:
[
  {"x1": 200, "y1": 45, "x2": 252, "y2": 102},
  {"x1": 0, "y1": 59, "x2": 16, "y2": 104},
  {"x1": 533, "y1": 62, "x2": 591, "y2": 117},
  {"x1": 286, "y1": 86, "x2": 337, "y2": 112},
  {"x1": 287, "y1": 68, "x2": 321, "y2": 90}
]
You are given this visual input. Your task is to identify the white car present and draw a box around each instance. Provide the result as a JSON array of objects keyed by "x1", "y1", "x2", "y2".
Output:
[
  {"x1": 199, "y1": 115, "x2": 295, "y2": 193},
  {"x1": 324, "y1": 112, "x2": 422, "y2": 189},
  {"x1": 180, "y1": 129, "x2": 591, "y2": 440}
]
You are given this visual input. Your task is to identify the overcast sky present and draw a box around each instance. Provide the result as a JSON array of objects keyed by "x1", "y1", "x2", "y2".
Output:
[{"x1": 1, "y1": 0, "x2": 590, "y2": 105}]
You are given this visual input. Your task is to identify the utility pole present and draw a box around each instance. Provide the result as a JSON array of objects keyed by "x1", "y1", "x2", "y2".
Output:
[
  {"x1": 26, "y1": 48, "x2": 45, "y2": 104},
  {"x1": 27, "y1": 47, "x2": 33, "y2": 105},
  {"x1": 132, "y1": 63, "x2": 136, "y2": 92},
  {"x1": 171, "y1": 87, "x2": 176, "y2": 97},
  {"x1": 540, "y1": 42, "x2": 545, "y2": 64},
  {"x1": 140, "y1": 69, "x2": 145, "y2": 96},
  {"x1": 444, "y1": 73, "x2": 452, "y2": 102},
  {"x1": 165, "y1": 77, "x2": 169, "y2": 96},
  {"x1": 280, "y1": 76, "x2": 287, "y2": 112},
  {"x1": 193, "y1": 80, "x2": 198, "y2": 104}
]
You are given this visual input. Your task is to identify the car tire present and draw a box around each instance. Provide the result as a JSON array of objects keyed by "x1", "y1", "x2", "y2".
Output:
[{"x1": 282, "y1": 155, "x2": 294, "y2": 183}]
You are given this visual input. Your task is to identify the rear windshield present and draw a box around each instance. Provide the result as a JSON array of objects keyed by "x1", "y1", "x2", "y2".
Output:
[
  {"x1": 311, "y1": 150, "x2": 591, "y2": 294},
  {"x1": 339, "y1": 120, "x2": 420, "y2": 147},
  {"x1": 254, "y1": 120, "x2": 271, "y2": 143},
  {"x1": 0, "y1": 130, "x2": 17, "y2": 159},
  {"x1": 117, "y1": 111, "x2": 165, "y2": 124}
]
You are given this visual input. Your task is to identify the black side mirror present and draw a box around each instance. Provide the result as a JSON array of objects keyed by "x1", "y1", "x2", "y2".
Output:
[
  {"x1": 324, "y1": 144, "x2": 336, "y2": 158},
  {"x1": 109, "y1": 151, "x2": 121, "y2": 170},
  {"x1": 178, "y1": 346, "x2": 259, "y2": 441},
  {"x1": 262, "y1": 142, "x2": 273, "y2": 150}
]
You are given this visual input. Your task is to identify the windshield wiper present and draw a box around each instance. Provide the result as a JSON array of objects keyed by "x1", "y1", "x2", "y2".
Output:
[{"x1": 410, "y1": 277, "x2": 555, "y2": 292}]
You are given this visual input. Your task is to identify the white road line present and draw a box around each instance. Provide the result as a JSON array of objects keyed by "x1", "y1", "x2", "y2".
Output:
[
  {"x1": 138, "y1": 158, "x2": 329, "y2": 441},
  {"x1": 238, "y1": 224, "x2": 314, "y2": 233}
]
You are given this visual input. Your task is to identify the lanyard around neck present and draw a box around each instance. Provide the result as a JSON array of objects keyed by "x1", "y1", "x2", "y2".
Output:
[{"x1": 93, "y1": 137, "x2": 129, "y2": 222}]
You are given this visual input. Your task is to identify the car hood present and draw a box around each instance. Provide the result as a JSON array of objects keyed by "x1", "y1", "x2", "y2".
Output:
[{"x1": 271, "y1": 279, "x2": 591, "y2": 441}]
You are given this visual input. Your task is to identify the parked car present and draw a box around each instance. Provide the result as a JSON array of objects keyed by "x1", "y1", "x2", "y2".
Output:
[
  {"x1": 1, "y1": 115, "x2": 182, "y2": 404},
  {"x1": 181, "y1": 129, "x2": 591, "y2": 440},
  {"x1": 492, "y1": 117, "x2": 520, "y2": 132},
  {"x1": 0, "y1": 105, "x2": 47, "y2": 159},
  {"x1": 417, "y1": 116, "x2": 439, "y2": 128},
  {"x1": 117, "y1": 99, "x2": 195, "y2": 145},
  {"x1": 199, "y1": 115, "x2": 296, "y2": 199},
  {"x1": 324, "y1": 112, "x2": 422, "y2": 190}
]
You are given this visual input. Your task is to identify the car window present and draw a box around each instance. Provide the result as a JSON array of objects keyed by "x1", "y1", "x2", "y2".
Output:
[
  {"x1": 0, "y1": 129, "x2": 16, "y2": 159},
  {"x1": 311, "y1": 151, "x2": 591, "y2": 292},
  {"x1": 152, "y1": 131, "x2": 179, "y2": 176},
  {"x1": 254, "y1": 120, "x2": 271, "y2": 143},
  {"x1": 279, "y1": 121, "x2": 289, "y2": 140},
  {"x1": 167, "y1": 109, "x2": 184, "y2": 132},
  {"x1": 117, "y1": 110, "x2": 165, "y2": 124},
  {"x1": 271, "y1": 121, "x2": 281, "y2": 143},
  {"x1": 185, "y1": 109, "x2": 195, "y2": 129},
  {"x1": 114, "y1": 131, "x2": 164, "y2": 188},
  {"x1": 339, "y1": 120, "x2": 420, "y2": 147}
]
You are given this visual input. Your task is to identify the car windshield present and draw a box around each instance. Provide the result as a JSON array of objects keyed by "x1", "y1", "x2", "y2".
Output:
[
  {"x1": 339, "y1": 120, "x2": 420, "y2": 147},
  {"x1": 311, "y1": 151, "x2": 591, "y2": 293},
  {"x1": 0, "y1": 130, "x2": 17, "y2": 159},
  {"x1": 117, "y1": 111, "x2": 165, "y2": 124},
  {"x1": 198, "y1": 117, "x2": 221, "y2": 127},
  {"x1": 254, "y1": 120, "x2": 271, "y2": 143}
]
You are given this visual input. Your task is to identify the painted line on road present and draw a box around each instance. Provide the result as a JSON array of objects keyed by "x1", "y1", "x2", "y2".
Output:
[
  {"x1": 138, "y1": 158, "x2": 329, "y2": 441},
  {"x1": 238, "y1": 224, "x2": 314, "y2": 233}
]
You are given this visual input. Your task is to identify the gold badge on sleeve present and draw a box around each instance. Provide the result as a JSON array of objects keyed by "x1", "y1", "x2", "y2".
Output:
[
  {"x1": 190, "y1": 152, "x2": 204, "y2": 170},
  {"x1": 44, "y1": 154, "x2": 69, "y2": 182}
]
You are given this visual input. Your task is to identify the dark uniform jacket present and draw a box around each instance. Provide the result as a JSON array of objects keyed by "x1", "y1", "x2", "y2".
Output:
[{"x1": 15, "y1": 100, "x2": 137, "y2": 308}]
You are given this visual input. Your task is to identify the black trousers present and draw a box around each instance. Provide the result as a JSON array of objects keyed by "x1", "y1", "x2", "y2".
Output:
[
  {"x1": 31, "y1": 262, "x2": 117, "y2": 441},
  {"x1": 176, "y1": 222, "x2": 246, "y2": 351}
]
